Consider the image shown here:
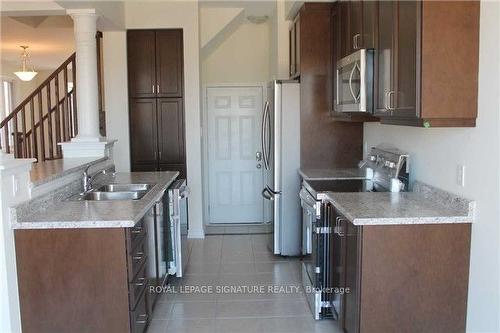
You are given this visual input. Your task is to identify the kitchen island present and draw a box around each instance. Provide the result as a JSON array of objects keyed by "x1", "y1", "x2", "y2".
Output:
[
  {"x1": 324, "y1": 181, "x2": 474, "y2": 333},
  {"x1": 12, "y1": 170, "x2": 179, "y2": 333}
]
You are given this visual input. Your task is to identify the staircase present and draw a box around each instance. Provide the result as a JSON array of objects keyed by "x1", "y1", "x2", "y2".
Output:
[
  {"x1": 0, "y1": 53, "x2": 78, "y2": 161},
  {"x1": 0, "y1": 32, "x2": 104, "y2": 162}
]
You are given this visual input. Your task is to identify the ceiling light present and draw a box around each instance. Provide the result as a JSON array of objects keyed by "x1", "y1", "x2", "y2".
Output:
[{"x1": 14, "y1": 46, "x2": 38, "y2": 82}]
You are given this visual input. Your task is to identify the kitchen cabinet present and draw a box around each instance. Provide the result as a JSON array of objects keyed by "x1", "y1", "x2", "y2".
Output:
[
  {"x1": 15, "y1": 215, "x2": 157, "y2": 333},
  {"x1": 289, "y1": 15, "x2": 300, "y2": 78},
  {"x1": 373, "y1": 1, "x2": 479, "y2": 127},
  {"x1": 128, "y1": 30, "x2": 183, "y2": 98},
  {"x1": 293, "y1": 2, "x2": 364, "y2": 169},
  {"x1": 128, "y1": 29, "x2": 186, "y2": 176},
  {"x1": 333, "y1": 210, "x2": 471, "y2": 333},
  {"x1": 338, "y1": 0, "x2": 376, "y2": 58}
]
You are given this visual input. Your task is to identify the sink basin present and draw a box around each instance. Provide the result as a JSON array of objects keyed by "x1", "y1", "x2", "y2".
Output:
[
  {"x1": 71, "y1": 191, "x2": 146, "y2": 201},
  {"x1": 96, "y1": 183, "x2": 154, "y2": 192}
]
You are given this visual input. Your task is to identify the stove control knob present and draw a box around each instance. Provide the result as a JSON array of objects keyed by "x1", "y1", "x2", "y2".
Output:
[
  {"x1": 369, "y1": 155, "x2": 376, "y2": 162},
  {"x1": 388, "y1": 162, "x2": 396, "y2": 169},
  {"x1": 384, "y1": 160, "x2": 391, "y2": 167}
]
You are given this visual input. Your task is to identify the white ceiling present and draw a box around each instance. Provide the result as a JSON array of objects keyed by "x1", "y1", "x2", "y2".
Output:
[{"x1": 1, "y1": 15, "x2": 75, "y2": 70}]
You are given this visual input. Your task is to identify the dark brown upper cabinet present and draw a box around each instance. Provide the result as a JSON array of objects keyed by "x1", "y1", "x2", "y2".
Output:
[
  {"x1": 289, "y1": 15, "x2": 301, "y2": 78},
  {"x1": 156, "y1": 31, "x2": 184, "y2": 98},
  {"x1": 127, "y1": 30, "x2": 157, "y2": 98},
  {"x1": 374, "y1": 1, "x2": 480, "y2": 127},
  {"x1": 338, "y1": 0, "x2": 376, "y2": 58},
  {"x1": 128, "y1": 30, "x2": 184, "y2": 98}
]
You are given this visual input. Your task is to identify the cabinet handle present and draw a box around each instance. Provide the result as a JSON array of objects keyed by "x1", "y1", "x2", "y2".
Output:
[
  {"x1": 159, "y1": 151, "x2": 162, "y2": 160},
  {"x1": 152, "y1": 85, "x2": 155, "y2": 94},
  {"x1": 388, "y1": 91, "x2": 395, "y2": 110},
  {"x1": 157, "y1": 84, "x2": 160, "y2": 94}
]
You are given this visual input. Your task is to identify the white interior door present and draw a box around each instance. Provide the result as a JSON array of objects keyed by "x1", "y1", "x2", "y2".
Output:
[{"x1": 207, "y1": 86, "x2": 264, "y2": 224}]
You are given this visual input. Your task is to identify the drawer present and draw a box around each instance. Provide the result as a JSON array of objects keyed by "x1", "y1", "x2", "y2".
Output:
[
  {"x1": 129, "y1": 261, "x2": 148, "y2": 310},
  {"x1": 127, "y1": 235, "x2": 147, "y2": 282},
  {"x1": 127, "y1": 219, "x2": 146, "y2": 253},
  {"x1": 130, "y1": 288, "x2": 149, "y2": 333}
]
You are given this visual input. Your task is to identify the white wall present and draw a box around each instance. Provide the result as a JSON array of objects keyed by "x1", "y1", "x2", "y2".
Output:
[
  {"x1": 104, "y1": 1, "x2": 204, "y2": 238},
  {"x1": 201, "y1": 21, "x2": 271, "y2": 84},
  {"x1": 103, "y1": 31, "x2": 129, "y2": 172},
  {"x1": 363, "y1": 2, "x2": 500, "y2": 332}
]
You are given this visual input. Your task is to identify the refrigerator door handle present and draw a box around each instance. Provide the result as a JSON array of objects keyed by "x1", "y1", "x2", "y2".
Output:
[
  {"x1": 262, "y1": 187, "x2": 274, "y2": 201},
  {"x1": 261, "y1": 101, "x2": 270, "y2": 170}
]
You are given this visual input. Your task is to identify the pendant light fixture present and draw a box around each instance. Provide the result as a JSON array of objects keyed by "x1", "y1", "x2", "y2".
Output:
[{"x1": 14, "y1": 46, "x2": 38, "y2": 82}]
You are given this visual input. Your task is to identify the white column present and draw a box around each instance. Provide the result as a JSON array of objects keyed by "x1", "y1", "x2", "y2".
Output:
[
  {"x1": 68, "y1": 9, "x2": 100, "y2": 141},
  {"x1": 61, "y1": 9, "x2": 116, "y2": 158}
]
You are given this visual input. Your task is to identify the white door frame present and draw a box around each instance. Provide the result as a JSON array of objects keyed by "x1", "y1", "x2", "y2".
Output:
[{"x1": 201, "y1": 82, "x2": 268, "y2": 226}]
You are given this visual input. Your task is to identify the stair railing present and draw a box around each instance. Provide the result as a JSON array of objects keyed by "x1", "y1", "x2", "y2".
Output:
[{"x1": 0, "y1": 53, "x2": 77, "y2": 161}]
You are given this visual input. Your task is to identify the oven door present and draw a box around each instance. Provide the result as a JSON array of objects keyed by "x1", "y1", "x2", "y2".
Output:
[{"x1": 335, "y1": 49, "x2": 373, "y2": 113}]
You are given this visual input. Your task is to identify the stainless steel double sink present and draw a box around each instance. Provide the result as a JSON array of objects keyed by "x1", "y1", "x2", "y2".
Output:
[{"x1": 68, "y1": 183, "x2": 155, "y2": 201}]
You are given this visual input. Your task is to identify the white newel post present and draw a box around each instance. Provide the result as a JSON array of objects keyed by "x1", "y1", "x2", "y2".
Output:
[
  {"x1": 60, "y1": 9, "x2": 116, "y2": 157},
  {"x1": 0, "y1": 152, "x2": 34, "y2": 333}
]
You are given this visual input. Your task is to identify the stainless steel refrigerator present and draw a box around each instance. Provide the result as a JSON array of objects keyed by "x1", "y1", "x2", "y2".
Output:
[{"x1": 261, "y1": 80, "x2": 301, "y2": 256}]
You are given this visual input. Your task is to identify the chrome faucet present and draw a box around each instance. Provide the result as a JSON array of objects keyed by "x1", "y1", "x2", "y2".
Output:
[{"x1": 82, "y1": 166, "x2": 110, "y2": 192}]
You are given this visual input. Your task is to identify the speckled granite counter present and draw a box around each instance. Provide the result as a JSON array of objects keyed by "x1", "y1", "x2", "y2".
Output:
[
  {"x1": 324, "y1": 181, "x2": 475, "y2": 225},
  {"x1": 299, "y1": 168, "x2": 368, "y2": 180},
  {"x1": 30, "y1": 157, "x2": 108, "y2": 186},
  {"x1": 12, "y1": 171, "x2": 179, "y2": 229}
]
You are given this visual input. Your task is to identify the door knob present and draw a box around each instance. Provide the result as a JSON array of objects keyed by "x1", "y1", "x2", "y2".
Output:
[
  {"x1": 256, "y1": 164, "x2": 262, "y2": 169},
  {"x1": 256, "y1": 152, "x2": 262, "y2": 161}
]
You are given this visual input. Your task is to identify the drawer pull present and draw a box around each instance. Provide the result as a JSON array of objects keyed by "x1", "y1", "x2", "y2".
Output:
[
  {"x1": 131, "y1": 227, "x2": 143, "y2": 234},
  {"x1": 135, "y1": 277, "x2": 146, "y2": 287},
  {"x1": 136, "y1": 314, "x2": 148, "y2": 324},
  {"x1": 132, "y1": 252, "x2": 144, "y2": 261}
]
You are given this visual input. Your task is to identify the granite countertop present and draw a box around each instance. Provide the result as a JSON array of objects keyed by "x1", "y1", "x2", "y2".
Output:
[
  {"x1": 299, "y1": 168, "x2": 367, "y2": 180},
  {"x1": 325, "y1": 182, "x2": 475, "y2": 226},
  {"x1": 12, "y1": 171, "x2": 179, "y2": 230},
  {"x1": 30, "y1": 157, "x2": 108, "y2": 186}
]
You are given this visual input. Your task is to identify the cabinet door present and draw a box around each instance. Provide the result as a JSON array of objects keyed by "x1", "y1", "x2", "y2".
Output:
[
  {"x1": 129, "y1": 98, "x2": 158, "y2": 167},
  {"x1": 342, "y1": 220, "x2": 360, "y2": 333},
  {"x1": 349, "y1": 1, "x2": 363, "y2": 52},
  {"x1": 373, "y1": 1, "x2": 395, "y2": 115},
  {"x1": 127, "y1": 30, "x2": 157, "y2": 98},
  {"x1": 393, "y1": 1, "x2": 418, "y2": 118},
  {"x1": 156, "y1": 30, "x2": 184, "y2": 98},
  {"x1": 339, "y1": 1, "x2": 350, "y2": 58},
  {"x1": 157, "y1": 98, "x2": 185, "y2": 166}
]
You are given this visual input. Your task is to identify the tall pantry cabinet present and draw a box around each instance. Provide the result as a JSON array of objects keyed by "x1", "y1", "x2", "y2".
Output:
[{"x1": 127, "y1": 29, "x2": 186, "y2": 178}]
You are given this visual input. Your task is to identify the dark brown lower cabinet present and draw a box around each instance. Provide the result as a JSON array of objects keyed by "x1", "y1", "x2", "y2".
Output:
[
  {"x1": 335, "y1": 212, "x2": 471, "y2": 333},
  {"x1": 129, "y1": 98, "x2": 186, "y2": 177},
  {"x1": 15, "y1": 217, "x2": 160, "y2": 333}
]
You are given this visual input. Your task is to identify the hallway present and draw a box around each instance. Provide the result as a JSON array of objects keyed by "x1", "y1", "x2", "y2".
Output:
[{"x1": 147, "y1": 234, "x2": 340, "y2": 333}]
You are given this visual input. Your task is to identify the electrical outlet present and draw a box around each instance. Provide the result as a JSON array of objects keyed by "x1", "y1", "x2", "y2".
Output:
[{"x1": 457, "y1": 165, "x2": 466, "y2": 187}]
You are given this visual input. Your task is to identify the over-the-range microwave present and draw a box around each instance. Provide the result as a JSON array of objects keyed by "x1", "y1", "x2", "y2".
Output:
[{"x1": 335, "y1": 49, "x2": 374, "y2": 113}]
